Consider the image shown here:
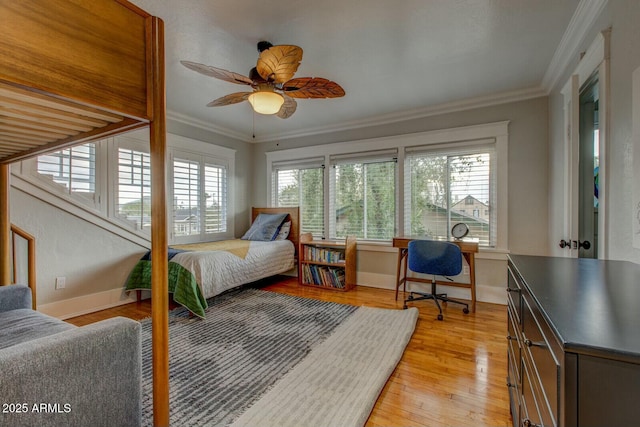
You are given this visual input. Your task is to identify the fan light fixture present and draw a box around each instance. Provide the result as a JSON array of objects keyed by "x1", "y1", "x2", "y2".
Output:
[
  {"x1": 181, "y1": 41, "x2": 345, "y2": 119},
  {"x1": 248, "y1": 91, "x2": 284, "y2": 115}
]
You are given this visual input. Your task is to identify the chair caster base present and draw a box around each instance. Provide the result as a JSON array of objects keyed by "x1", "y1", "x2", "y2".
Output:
[
  {"x1": 463, "y1": 307, "x2": 470, "y2": 314},
  {"x1": 437, "y1": 314, "x2": 443, "y2": 321}
]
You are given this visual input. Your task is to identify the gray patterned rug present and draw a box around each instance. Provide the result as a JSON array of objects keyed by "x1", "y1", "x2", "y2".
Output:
[{"x1": 140, "y1": 288, "x2": 418, "y2": 427}]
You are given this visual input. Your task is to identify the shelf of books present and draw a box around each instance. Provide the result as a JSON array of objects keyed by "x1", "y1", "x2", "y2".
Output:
[{"x1": 298, "y1": 234, "x2": 356, "y2": 291}]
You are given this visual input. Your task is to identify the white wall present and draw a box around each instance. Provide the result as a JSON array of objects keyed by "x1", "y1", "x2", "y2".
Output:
[
  {"x1": 548, "y1": 2, "x2": 640, "y2": 263},
  {"x1": 10, "y1": 189, "x2": 145, "y2": 318},
  {"x1": 251, "y1": 97, "x2": 550, "y2": 304}
]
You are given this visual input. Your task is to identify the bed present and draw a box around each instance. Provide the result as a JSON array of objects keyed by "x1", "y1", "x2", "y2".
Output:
[
  {"x1": 125, "y1": 207, "x2": 300, "y2": 317},
  {"x1": 0, "y1": 1, "x2": 171, "y2": 424}
]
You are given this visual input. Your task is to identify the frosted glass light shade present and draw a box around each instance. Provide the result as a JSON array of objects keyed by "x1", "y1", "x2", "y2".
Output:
[{"x1": 248, "y1": 91, "x2": 284, "y2": 115}]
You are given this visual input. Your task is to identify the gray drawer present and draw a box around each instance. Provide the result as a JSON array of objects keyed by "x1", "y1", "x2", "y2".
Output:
[
  {"x1": 522, "y1": 293, "x2": 559, "y2": 425},
  {"x1": 507, "y1": 267, "x2": 522, "y2": 322},
  {"x1": 507, "y1": 304, "x2": 521, "y2": 383},
  {"x1": 521, "y1": 356, "x2": 543, "y2": 427}
]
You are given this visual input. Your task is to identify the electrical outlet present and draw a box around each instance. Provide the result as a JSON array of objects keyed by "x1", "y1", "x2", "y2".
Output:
[
  {"x1": 463, "y1": 266, "x2": 470, "y2": 275},
  {"x1": 55, "y1": 276, "x2": 66, "y2": 290}
]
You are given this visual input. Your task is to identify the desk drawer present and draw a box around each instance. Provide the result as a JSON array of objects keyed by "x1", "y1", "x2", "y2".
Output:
[{"x1": 522, "y1": 293, "x2": 559, "y2": 424}]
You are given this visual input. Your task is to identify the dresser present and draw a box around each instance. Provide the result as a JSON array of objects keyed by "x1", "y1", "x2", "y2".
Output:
[{"x1": 507, "y1": 255, "x2": 640, "y2": 427}]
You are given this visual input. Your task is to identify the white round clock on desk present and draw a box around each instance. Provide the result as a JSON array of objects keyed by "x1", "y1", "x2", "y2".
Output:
[{"x1": 451, "y1": 222, "x2": 469, "y2": 239}]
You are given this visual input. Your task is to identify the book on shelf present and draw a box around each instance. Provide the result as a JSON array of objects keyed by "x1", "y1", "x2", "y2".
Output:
[
  {"x1": 303, "y1": 245, "x2": 345, "y2": 264},
  {"x1": 301, "y1": 264, "x2": 346, "y2": 288}
]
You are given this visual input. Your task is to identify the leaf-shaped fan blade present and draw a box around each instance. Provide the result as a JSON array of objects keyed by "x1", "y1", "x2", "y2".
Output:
[
  {"x1": 206, "y1": 92, "x2": 252, "y2": 107},
  {"x1": 256, "y1": 45, "x2": 303, "y2": 84},
  {"x1": 181, "y1": 61, "x2": 253, "y2": 86},
  {"x1": 276, "y1": 95, "x2": 297, "y2": 119},
  {"x1": 282, "y1": 78, "x2": 345, "y2": 99}
]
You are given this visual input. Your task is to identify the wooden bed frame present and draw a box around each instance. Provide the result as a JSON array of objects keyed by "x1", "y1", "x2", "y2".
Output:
[{"x1": 0, "y1": 1, "x2": 171, "y2": 425}]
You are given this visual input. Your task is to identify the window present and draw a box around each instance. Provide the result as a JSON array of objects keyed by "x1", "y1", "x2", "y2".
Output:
[
  {"x1": 266, "y1": 122, "x2": 507, "y2": 250},
  {"x1": 36, "y1": 143, "x2": 96, "y2": 200},
  {"x1": 21, "y1": 131, "x2": 234, "y2": 244},
  {"x1": 405, "y1": 148, "x2": 495, "y2": 246},
  {"x1": 116, "y1": 144, "x2": 151, "y2": 232},
  {"x1": 272, "y1": 159, "x2": 324, "y2": 237},
  {"x1": 172, "y1": 152, "x2": 228, "y2": 242},
  {"x1": 330, "y1": 151, "x2": 397, "y2": 240}
]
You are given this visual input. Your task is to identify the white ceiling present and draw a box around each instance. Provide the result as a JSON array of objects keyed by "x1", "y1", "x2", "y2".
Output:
[{"x1": 130, "y1": 0, "x2": 580, "y2": 142}]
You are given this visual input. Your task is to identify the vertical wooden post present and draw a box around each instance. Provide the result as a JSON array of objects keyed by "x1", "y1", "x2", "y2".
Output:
[
  {"x1": 0, "y1": 164, "x2": 11, "y2": 285},
  {"x1": 147, "y1": 16, "x2": 170, "y2": 427}
]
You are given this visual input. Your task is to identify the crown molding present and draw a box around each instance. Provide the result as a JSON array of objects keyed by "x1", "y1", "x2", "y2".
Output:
[
  {"x1": 166, "y1": 110, "x2": 249, "y2": 142},
  {"x1": 541, "y1": 0, "x2": 608, "y2": 93},
  {"x1": 252, "y1": 86, "x2": 546, "y2": 143},
  {"x1": 167, "y1": 1, "x2": 605, "y2": 144}
]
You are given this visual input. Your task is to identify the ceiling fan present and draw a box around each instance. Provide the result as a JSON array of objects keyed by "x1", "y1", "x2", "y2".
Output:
[{"x1": 180, "y1": 41, "x2": 345, "y2": 119}]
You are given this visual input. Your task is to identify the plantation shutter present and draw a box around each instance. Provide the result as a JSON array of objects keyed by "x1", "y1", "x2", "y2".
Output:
[
  {"x1": 37, "y1": 143, "x2": 96, "y2": 196},
  {"x1": 173, "y1": 158, "x2": 200, "y2": 237},
  {"x1": 117, "y1": 145, "x2": 151, "y2": 231},
  {"x1": 204, "y1": 163, "x2": 227, "y2": 234}
]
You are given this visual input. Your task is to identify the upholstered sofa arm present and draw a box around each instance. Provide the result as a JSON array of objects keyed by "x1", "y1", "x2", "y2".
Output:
[
  {"x1": 0, "y1": 317, "x2": 142, "y2": 427},
  {"x1": 0, "y1": 284, "x2": 32, "y2": 312}
]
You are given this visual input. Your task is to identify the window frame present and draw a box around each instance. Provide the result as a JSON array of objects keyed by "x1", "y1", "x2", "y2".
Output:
[
  {"x1": 404, "y1": 142, "x2": 496, "y2": 246},
  {"x1": 271, "y1": 157, "x2": 326, "y2": 238},
  {"x1": 329, "y1": 150, "x2": 398, "y2": 241},
  {"x1": 266, "y1": 121, "x2": 508, "y2": 252}
]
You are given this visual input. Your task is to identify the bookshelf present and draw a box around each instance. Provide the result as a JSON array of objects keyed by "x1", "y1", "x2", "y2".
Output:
[{"x1": 298, "y1": 233, "x2": 357, "y2": 291}]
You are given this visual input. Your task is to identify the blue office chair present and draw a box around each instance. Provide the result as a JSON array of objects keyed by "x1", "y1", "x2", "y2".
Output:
[{"x1": 402, "y1": 240, "x2": 470, "y2": 320}]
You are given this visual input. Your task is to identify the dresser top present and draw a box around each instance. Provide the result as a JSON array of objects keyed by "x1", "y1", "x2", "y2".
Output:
[{"x1": 508, "y1": 254, "x2": 640, "y2": 362}]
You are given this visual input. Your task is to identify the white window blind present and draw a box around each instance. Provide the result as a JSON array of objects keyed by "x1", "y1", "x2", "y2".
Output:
[
  {"x1": 405, "y1": 145, "x2": 495, "y2": 246},
  {"x1": 330, "y1": 151, "x2": 397, "y2": 240},
  {"x1": 116, "y1": 146, "x2": 150, "y2": 232},
  {"x1": 37, "y1": 143, "x2": 96, "y2": 196},
  {"x1": 272, "y1": 157, "x2": 324, "y2": 238}
]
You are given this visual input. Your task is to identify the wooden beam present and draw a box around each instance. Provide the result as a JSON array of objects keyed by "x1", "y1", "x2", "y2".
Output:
[
  {"x1": 0, "y1": 164, "x2": 10, "y2": 284},
  {"x1": 147, "y1": 16, "x2": 169, "y2": 427},
  {"x1": 0, "y1": 117, "x2": 143, "y2": 164}
]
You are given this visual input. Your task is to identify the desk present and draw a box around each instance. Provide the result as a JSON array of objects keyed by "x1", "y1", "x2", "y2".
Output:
[{"x1": 393, "y1": 236, "x2": 478, "y2": 312}]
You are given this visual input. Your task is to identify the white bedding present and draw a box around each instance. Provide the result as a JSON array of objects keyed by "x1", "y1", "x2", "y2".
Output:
[{"x1": 171, "y1": 239, "x2": 295, "y2": 299}]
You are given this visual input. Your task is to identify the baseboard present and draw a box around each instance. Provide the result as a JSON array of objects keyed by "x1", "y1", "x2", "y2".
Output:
[
  {"x1": 38, "y1": 288, "x2": 138, "y2": 320},
  {"x1": 357, "y1": 272, "x2": 507, "y2": 305}
]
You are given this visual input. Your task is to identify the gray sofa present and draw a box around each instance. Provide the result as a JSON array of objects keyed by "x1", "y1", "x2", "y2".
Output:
[{"x1": 0, "y1": 285, "x2": 142, "y2": 427}]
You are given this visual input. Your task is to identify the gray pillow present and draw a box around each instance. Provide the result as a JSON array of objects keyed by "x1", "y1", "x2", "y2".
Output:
[{"x1": 241, "y1": 213, "x2": 288, "y2": 241}]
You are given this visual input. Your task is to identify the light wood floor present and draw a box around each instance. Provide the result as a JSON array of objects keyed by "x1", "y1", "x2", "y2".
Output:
[{"x1": 67, "y1": 276, "x2": 512, "y2": 427}]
